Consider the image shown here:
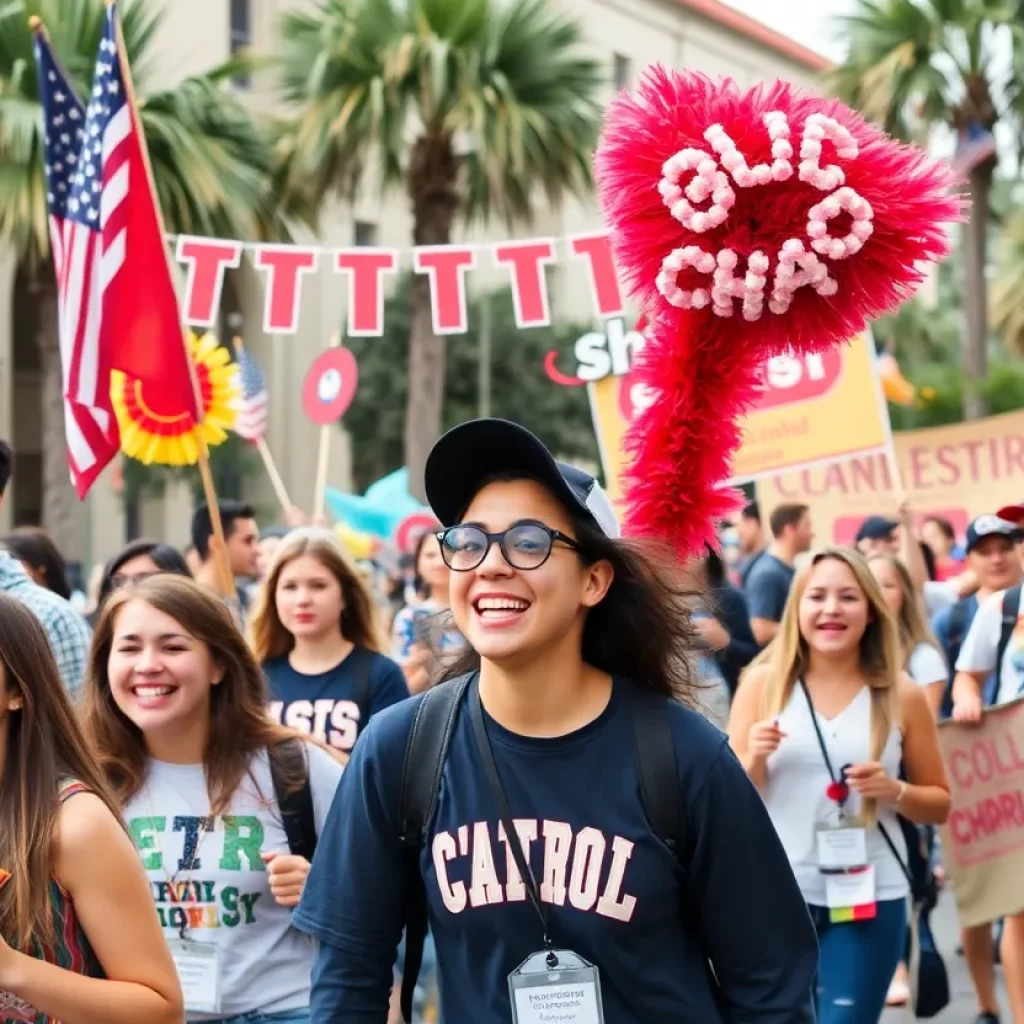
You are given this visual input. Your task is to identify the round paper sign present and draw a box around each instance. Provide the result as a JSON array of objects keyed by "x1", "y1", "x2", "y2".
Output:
[
  {"x1": 303, "y1": 347, "x2": 358, "y2": 425},
  {"x1": 395, "y1": 511, "x2": 440, "y2": 555}
]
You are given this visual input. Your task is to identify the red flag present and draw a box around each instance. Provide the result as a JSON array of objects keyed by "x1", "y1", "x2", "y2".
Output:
[{"x1": 34, "y1": 5, "x2": 199, "y2": 498}]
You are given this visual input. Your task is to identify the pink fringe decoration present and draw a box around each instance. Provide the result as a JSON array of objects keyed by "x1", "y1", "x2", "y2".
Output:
[{"x1": 595, "y1": 68, "x2": 963, "y2": 557}]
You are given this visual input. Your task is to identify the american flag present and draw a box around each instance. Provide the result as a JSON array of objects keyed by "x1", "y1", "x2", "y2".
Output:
[
  {"x1": 34, "y1": 24, "x2": 120, "y2": 497},
  {"x1": 952, "y1": 121, "x2": 997, "y2": 177},
  {"x1": 34, "y1": 4, "x2": 200, "y2": 498},
  {"x1": 234, "y1": 348, "x2": 269, "y2": 442}
]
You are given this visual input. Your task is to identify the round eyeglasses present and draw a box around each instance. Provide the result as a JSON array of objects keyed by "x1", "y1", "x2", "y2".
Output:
[{"x1": 436, "y1": 522, "x2": 580, "y2": 572}]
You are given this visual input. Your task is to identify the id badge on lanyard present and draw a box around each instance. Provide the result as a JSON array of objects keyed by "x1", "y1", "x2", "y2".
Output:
[
  {"x1": 167, "y1": 936, "x2": 222, "y2": 1013},
  {"x1": 799, "y1": 681, "x2": 877, "y2": 923},
  {"x1": 509, "y1": 949, "x2": 605, "y2": 1024},
  {"x1": 467, "y1": 678, "x2": 606, "y2": 1023}
]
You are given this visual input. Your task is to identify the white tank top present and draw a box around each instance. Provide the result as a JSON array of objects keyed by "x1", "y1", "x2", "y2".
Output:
[{"x1": 763, "y1": 683, "x2": 908, "y2": 906}]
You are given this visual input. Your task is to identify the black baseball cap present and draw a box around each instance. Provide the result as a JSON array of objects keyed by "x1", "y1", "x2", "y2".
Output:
[
  {"x1": 966, "y1": 514, "x2": 1022, "y2": 552},
  {"x1": 424, "y1": 418, "x2": 620, "y2": 539},
  {"x1": 855, "y1": 515, "x2": 900, "y2": 543}
]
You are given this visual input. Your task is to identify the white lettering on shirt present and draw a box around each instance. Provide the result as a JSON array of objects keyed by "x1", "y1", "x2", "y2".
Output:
[
  {"x1": 468, "y1": 821, "x2": 504, "y2": 907},
  {"x1": 432, "y1": 831, "x2": 466, "y2": 913},
  {"x1": 431, "y1": 820, "x2": 639, "y2": 923},
  {"x1": 595, "y1": 837, "x2": 638, "y2": 922},
  {"x1": 568, "y1": 827, "x2": 606, "y2": 912}
]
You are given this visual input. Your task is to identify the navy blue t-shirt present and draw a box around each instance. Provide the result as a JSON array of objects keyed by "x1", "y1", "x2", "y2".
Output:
[
  {"x1": 294, "y1": 679, "x2": 817, "y2": 1022},
  {"x1": 264, "y1": 646, "x2": 408, "y2": 755}
]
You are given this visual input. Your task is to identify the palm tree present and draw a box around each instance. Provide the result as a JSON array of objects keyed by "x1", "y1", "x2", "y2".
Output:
[
  {"x1": 276, "y1": 0, "x2": 604, "y2": 498},
  {"x1": 0, "y1": 0, "x2": 286, "y2": 553},
  {"x1": 829, "y1": 0, "x2": 1021, "y2": 421}
]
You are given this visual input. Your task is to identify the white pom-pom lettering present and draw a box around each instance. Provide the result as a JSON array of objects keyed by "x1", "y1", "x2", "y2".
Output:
[
  {"x1": 798, "y1": 114, "x2": 859, "y2": 191},
  {"x1": 656, "y1": 245, "x2": 718, "y2": 309},
  {"x1": 807, "y1": 186, "x2": 874, "y2": 259},
  {"x1": 704, "y1": 111, "x2": 795, "y2": 190},
  {"x1": 660, "y1": 147, "x2": 735, "y2": 233},
  {"x1": 654, "y1": 110, "x2": 867, "y2": 317}
]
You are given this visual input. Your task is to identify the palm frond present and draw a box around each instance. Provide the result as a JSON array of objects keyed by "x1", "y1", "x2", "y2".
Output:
[{"x1": 275, "y1": 0, "x2": 604, "y2": 229}]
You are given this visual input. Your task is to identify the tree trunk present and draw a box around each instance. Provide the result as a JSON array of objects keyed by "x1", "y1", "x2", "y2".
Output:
[
  {"x1": 34, "y1": 277, "x2": 86, "y2": 560},
  {"x1": 403, "y1": 134, "x2": 460, "y2": 503},
  {"x1": 962, "y1": 162, "x2": 992, "y2": 420}
]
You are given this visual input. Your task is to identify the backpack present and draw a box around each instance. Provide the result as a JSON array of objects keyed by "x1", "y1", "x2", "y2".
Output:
[
  {"x1": 940, "y1": 584, "x2": 1020, "y2": 717},
  {"x1": 395, "y1": 674, "x2": 686, "y2": 1024},
  {"x1": 264, "y1": 651, "x2": 374, "y2": 862}
]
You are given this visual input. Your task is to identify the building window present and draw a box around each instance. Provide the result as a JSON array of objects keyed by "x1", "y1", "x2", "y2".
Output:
[
  {"x1": 354, "y1": 221, "x2": 378, "y2": 247},
  {"x1": 613, "y1": 53, "x2": 631, "y2": 89},
  {"x1": 230, "y1": 0, "x2": 251, "y2": 88}
]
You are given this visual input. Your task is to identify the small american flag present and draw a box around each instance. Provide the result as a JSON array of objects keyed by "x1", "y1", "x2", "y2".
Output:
[
  {"x1": 234, "y1": 348, "x2": 269, "y2": 442},
  {"x1": 952, "y1": 122, "x2": 997, "y2": 177},
  {"x1": 35, "y1": 24, "x2": 120, "y2": 496}
]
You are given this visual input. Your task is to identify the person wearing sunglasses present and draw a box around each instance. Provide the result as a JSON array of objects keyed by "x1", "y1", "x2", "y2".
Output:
[{"x1": 294, "y1": 418, "x2": 818, "y2": 1023}]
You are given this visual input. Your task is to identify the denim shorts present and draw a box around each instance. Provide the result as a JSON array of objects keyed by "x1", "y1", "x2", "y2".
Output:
[{"x1": 197, "y1": 1011, "x2": 310, "y2": 1024}]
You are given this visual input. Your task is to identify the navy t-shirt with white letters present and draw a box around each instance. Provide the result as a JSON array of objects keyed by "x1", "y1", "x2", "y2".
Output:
[
  {"x1": 264, "y1": 646, "x2": 408, "y2": 754},
  {"x1": 294, "y1": 678, "x2": 818, "y2": 1023}
]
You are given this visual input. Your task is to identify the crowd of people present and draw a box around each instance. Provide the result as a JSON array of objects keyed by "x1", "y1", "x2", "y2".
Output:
[{"x1": 0, "y1": 424, "x2": 1020, "y2": 1023}]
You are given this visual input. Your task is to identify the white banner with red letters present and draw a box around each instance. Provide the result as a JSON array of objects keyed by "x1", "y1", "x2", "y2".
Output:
[{"x1": 172, "y1": 233, "x2": 624, "y2": 337}]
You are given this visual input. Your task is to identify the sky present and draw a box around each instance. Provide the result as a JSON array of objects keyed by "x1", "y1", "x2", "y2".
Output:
[{"x1": 722, "y1": 0, "x2": 856, "y2": 62}]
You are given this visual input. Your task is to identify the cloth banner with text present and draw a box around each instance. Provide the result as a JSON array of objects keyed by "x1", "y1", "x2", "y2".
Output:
[
  {"x1": 938, "y1": 700, "x2": 1024, "y2": 928},
  {"x1": 173, "y1": 233, "x2": 623, "y2": 336},
  {"x1": 756, "y1": 409, "x2": 1024, "y2": 545},
  {"x1": 589, "y1": 333, "x2": 888, "y2": 503}
]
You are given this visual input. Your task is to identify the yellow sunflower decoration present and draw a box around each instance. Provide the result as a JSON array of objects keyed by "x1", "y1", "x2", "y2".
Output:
[{"x1": 111, "y1": 332, "x2": 240, "y2": 466}]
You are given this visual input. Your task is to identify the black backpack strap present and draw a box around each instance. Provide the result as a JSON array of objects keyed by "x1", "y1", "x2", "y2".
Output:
[
  {"x1": 397, "y1": 673, "x2": 474, "y2": 1024},
  {"x1": 993, "y1": 585, "x2": 1022, "y2": 707},
  {"x1": 629, "y1": 685, "x2": 686, "y2": 859},
  {"x1": 269, "y1": 739, "x2": 317, "y2": 862}
]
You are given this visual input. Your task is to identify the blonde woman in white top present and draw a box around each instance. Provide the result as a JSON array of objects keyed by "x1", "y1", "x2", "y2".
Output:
[{"x1": 730, "y1": 547, "x2": 949, "y2": 1024}]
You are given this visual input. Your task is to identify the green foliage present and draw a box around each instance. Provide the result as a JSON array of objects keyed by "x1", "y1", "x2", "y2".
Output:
[
  {"x1": 0, "y1": 0, "x2": 293, "y2": 271},
  {"x1": 888, "y1": 360, "x2": 1024, "y2": 431},
  {"x1": 343, "y1": 279, "x2": 599, "y2": 490},
  {"x1": 274, "y1": 0, "x2": 605, "y2": 227},
  {"x1": 828, "y1": 0, "x2": 1017, "y2": 142}
]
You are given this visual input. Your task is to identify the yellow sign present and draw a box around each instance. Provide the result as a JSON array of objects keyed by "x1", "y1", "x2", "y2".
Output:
[
  {"x1": 757, "y1": 409, "x2": 1024, "y2": 546},
  {"x1": 589, "y1": 334, "x2": 889, "y2": 501}
]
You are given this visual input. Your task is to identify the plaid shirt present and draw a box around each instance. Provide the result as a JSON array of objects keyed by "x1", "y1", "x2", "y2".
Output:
[{"x1": 0, "y1": 551, "x2": 91, "y2": 698}]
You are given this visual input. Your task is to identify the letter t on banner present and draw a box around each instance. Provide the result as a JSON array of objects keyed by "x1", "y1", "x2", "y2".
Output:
[
  {"x1": 569, "y1": 233, "x2": 624, "y2": 318},
  {"x1": 254, "y1": 246, "x2": 320, "y2": 334},
  {"x1": 176, "y1": 237, "x2": 244, "y2": 327},
  {"x1": 335, "y1": 249, "x2": 398, "y2": 336},
  {"x1": 413, "y1": 246, "x2": 477, "y2": 334},
  {"x1": 493, "y1": 239, "x2": 556, "y2": 328}
]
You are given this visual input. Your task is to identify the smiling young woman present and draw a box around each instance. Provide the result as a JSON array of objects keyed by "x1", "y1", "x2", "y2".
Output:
[
  {"x1": 249, "y1": 528, "x2": 408, "y2": 759},
  {"x1": 729, "y1": 547, "x2": 950, "y2": 1024},
  {"x1": 81, "y1": 575, "x2": 344, "y2": 1024},
  {"x1": 0, "y1": 594, "x2": 182, "y2": 1024},
  {"x1": 293, "y1": 418, "x2": 819, "y2": 1024}
]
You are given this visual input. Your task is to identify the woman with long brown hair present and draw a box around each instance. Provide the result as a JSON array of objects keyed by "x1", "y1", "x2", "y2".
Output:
[
  {"x1": 0, "y1": 593, "x2": 182, "y2": 1024},
  {"x1": 250, "y1": 527, "x2": 407, "y2": 758},
  {"x1": 82, "y1": 575, "x2": 343, "y2": 1023},
  {"x1": 730, "y1": 547, "x2": 950, "y2": 1024}
]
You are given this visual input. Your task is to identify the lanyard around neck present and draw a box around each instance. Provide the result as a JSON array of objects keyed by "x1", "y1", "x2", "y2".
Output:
[
  {"x1": 466, "y1": 677, "x2": 556, "y2": 964},
  {"x1": 798, "y1": 679, "x2": 842, "y2": 784}
]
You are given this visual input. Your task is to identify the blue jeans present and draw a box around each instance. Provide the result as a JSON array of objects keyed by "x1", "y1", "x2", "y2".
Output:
[
  {"x1": 809, "y1": 898, "x2": 907, "y2": 1024},
  {"x1": 199, "y1": 1012, "x2": 310, "y2": 1024}
]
